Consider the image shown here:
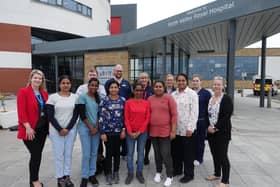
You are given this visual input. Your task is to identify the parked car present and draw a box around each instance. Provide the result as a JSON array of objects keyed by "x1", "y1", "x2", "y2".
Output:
[{"x1": 253, "y1": 75, "x2": 278, "y2": 96}]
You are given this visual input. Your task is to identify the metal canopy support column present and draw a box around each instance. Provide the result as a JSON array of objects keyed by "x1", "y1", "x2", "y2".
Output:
[
  {"x1": 162, "y1": 37, "x2": 167, "y2": 79},
  {"x1": 178, "y1": 48, "x2": 182, "y2": 74},
  {"x1": 226, "y1": 19, "x2": 236, "y2": 102},
  {"x1": 151, "y1": 56, "x2": 154, "y2": 84},
  {"x1": 133, "y1": 57, "x2": 136, "y2": 82},
  {"x1": 185, "y1": 53, "x2": 190, "y2": 78},
  {"x1": 171, "y1": 43, "x2": 175, "y2": 74},
  {"x1": 54, "y1": 55, "x2": 58, "y2": 92},
  {"x1": 142, "y1": 57, "x2": 144, "y2": 72},
  {"x1": 260, "y1": 36, "x2": 267, "y2": 107}
]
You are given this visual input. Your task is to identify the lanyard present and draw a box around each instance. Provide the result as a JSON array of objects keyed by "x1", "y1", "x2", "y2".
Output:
[{"x1": 36, "y1": 94, "x2": 44, "y2": 111}]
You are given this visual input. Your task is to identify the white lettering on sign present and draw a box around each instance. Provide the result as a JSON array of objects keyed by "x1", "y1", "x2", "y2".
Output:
[{"x1": 167, "y1": 1, "x2": 235, "y2": 28}]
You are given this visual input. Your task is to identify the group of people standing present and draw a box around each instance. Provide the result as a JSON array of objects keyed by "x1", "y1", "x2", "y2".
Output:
[{"x1": 17, "y1": 64, "x2": 233, "y2": 187}]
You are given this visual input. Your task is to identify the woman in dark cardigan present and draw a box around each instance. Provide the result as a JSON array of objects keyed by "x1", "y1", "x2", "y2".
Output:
[{"x1": 206, "y1": 76, "x2": 233, "y2": 187}]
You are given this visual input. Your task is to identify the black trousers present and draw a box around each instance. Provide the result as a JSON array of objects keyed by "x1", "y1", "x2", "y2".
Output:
[
  {"x1": 208, "y1": 134, "x2": 230, "y2": 184},
  {"x1": 120, "y1": 138, "x2": 127, "y2": 156},
  {"x1": 144, "y1": 138, "x2": 151, "y2": 160},
  {"x1": 104, "y1": 135, "x2": 121, "y2": 175},
  {"x1": 151, "y1": 137, "x2": 173, "y2": 178},
  {"x1": 171, "y1": 134, "x2": 196, "y2": 178},
  {"x1": 23, "y1": 128, "x2": 47, "y2": 183}
]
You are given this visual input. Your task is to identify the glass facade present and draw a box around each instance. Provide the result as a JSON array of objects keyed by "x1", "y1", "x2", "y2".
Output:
[
  {"x1": 130, "y1": 57, "x2": 158, "y2": 83},
  {"x1": 34, "y1": 0, "x2": 92, "y2": 18},
  {"x1": 130, "y1": 55, "x2": 258, "y2": 82},
  {"x1": 189, "y1": 56, "x2": 258, "y2": 80},
  {"x1": 32, "y1": 55, "x2": 84, "y2": 93}
]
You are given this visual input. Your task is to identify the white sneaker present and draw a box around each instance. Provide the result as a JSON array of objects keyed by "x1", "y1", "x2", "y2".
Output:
[
  {"x1": 194, "y1": 160, "x2": 200, "y2": 166},
  {"x1": 154, "y1": 173, "x2": 161, "y2": 183},
  {"x1": 164, "y1": 177, "x2": 173, "y2": 187}
]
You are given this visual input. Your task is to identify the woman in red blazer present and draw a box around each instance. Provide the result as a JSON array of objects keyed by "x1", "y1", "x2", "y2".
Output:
[{"x1": 17, "y1": 69, "x2": 48, "y2": 187}]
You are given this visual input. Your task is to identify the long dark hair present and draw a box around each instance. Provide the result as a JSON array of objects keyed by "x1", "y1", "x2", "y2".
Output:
[
  {"x1": 58, "y1": 75, "x2": 72, "y2": 91},
  {"x1": 132, "y1": 82, "x2": 144, "y2": 98},
  {"x1": 153, "y1": 80, "x2": 165, "y2": 88},
  {"x1": 176, "y1": 73, "x2": 189, "y2": 85},
  {"x1": 108, "y1": 80, "x2": 120, "y2": 95},
  {"x1": 88, "y1": 77, "x2": 100, "y2": 104}
]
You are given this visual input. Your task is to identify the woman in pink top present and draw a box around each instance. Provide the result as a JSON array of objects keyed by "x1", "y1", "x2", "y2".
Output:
[
  {"x1": 124, "y1": 83, "x2": 150, "y2": 184},
  {"x1": 148, "y1": 80, "x2": 177, "y2": 187}
]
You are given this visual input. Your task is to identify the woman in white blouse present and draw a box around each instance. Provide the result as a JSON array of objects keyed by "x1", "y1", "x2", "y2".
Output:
[
  {"x1": 171, "y1": 73, "x2": 199, "y2": 184},
  {"x1": 206, "y1": 76, "x2": 233, "y2": 187}
]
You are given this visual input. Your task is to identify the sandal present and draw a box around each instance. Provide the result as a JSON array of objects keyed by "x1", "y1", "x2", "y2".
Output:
[
  {"x1": 216, "y1": 183, "x2": 229, "y2": 187},
  {"x1": 205, "y1": 175, "x2": 221, "y2": 181}
]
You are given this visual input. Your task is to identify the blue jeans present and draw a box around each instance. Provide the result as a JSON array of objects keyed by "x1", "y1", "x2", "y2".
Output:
[
  {"x1": 126, "y1": 131, "x2": 148, "y2": 173},
  {"x1": 78, "y1": 128, "x2": 100, "y2": 178},
  {"x1": 49, "y1": 128, "x2": 77, "y2": 178}
]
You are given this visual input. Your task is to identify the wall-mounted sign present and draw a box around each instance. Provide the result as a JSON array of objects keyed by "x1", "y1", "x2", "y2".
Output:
[{"x1": 96, "y1": 65, "x2": 114, "y2": 84}]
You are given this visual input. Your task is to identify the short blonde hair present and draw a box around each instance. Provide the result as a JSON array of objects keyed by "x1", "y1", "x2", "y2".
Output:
[
  {"x1": 27, "y1": 69, "x2": 46, "y2": 90},
  {"x1": 139, "y1": 72, "x2": 151, "y2": 85},
  {"x1": 165, "y1": 74, "x2": 174, "y2": 80},
  {"x1": 88, "y1": 67, "x2": 98, "y2": 75},
  {"x1": 213, "y1": 76, "x2": 225, "y2": 86},
  {"x1": 192, "y1": 74, "x2": 201, "y2": 80},
  {"x1": 140, "y1": 72, "x2": 149, "y2": 78}
]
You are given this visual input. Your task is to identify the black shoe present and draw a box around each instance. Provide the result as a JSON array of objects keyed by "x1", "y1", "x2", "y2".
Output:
[
  {"x1": 105, "y1": 174, "x2": 113, "y2": 185},
  {"x1": 136, "y1": 172, "x2": 145, "y2": 184},
  {"x1": 89, "y1": 175, "x2": 99, "y2": 186},
  {"x1": 113, "y1": 171, "x2": 119, "y2": 184},
  {"x1": 64, "y1": 176, "x2": 74, "y2": 187},
  {"x1": 58, "y1": 178, "x2": 66, "y2": 187},
  {"x1": 173, "y1": 171, "x2": 183, "y2": 177},
  {"x1": 80, "y1": 178, "x2": 88, "y2": 187},
  {"x1": 125, "y1": 173, "x2": 134, "y2": 185},
  {"x1": 179, "y1": 176, "x2": 194, "y2": 183},
  {"x1": 144, "y1": 157, "x2": 149, "y2": 165}
]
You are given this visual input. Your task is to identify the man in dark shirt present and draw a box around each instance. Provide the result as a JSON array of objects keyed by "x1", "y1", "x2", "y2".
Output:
[
  {"x1": 105, "y1": 64, "x2": 132, "y2": 100},
  {"x1": 192, "y1": 74, "x2": 211, "y2": 166}
]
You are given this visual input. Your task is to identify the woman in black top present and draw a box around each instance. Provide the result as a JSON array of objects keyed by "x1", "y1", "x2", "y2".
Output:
[{"x1": 206, "y1": 76, "x2": 233, "y2": 187}]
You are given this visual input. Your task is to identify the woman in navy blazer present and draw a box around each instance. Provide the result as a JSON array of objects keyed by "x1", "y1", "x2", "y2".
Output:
[
  {"x1": 17, "y1": 69, "x2": 48, "y2": 187},
  {"x1": 206, "y1": 76, "x2": 233, "y2": 187}
]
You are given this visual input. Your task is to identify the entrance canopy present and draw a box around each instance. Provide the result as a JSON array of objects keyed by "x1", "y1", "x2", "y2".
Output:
[{"x1": 33, "y1": 0, "x2": 280, "y2": 57}]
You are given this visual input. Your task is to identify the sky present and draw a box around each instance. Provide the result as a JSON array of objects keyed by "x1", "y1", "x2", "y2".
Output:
[{"x1": 110, "y1": 0, "x2": 280, "y2": 48}]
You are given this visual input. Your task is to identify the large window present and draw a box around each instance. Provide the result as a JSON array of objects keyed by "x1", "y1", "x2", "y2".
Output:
[
  {"x1": 130, "y1": 57, "x2": 159, "y2": 84},
  {"x1": 34, "y1": 0, "x2": 92, "y2": 18},
  {"x1": 32, "y1": 55, "x2": 84, "y2": 93},
  {"x1": 130, "y1": 55, "x2": 258, "y2": 82},
  {"x1": 189, "y1": 56, "x2": 258, "y2": 80}
]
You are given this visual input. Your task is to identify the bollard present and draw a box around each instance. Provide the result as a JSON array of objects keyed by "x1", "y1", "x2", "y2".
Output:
[
  {"x1": 267, "y1": 89, "x2": 272, "y2": 108},
  {"x1": 1, "y1": 99, "x2": 7, "y2": 112},
  {"x1": 241, "y1": 89, "x2": 244, "y2": 97}
]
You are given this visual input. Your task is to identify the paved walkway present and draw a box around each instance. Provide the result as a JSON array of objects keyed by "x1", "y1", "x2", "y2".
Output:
[{"x1": 1, "y1": 90, "x2": 280, "y2": 187}]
